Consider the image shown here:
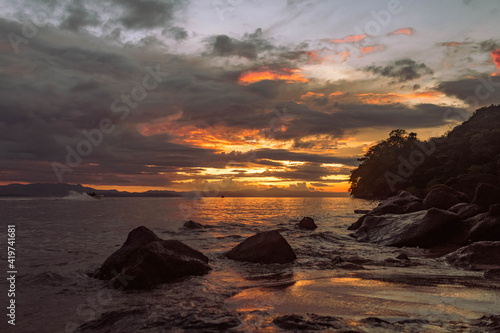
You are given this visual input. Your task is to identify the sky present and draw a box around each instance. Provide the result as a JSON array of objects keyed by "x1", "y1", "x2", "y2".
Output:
[{"x1": 1, "y1": 0, "x2": 500, "y2": 193}]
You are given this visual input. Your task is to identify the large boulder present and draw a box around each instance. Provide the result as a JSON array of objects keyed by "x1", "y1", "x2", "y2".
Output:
[
  {"x1": 445, "y1": 173, "x2": 499, "y2": 199},
  {"x1": 183, "y1": 220, "x2": 204, "y2": 229},
  {"x1": 423, "y1": 184, "x2": 470, "y2": 210},
  {"x1": 465, "y1": 210, "x2": 500, "y2": 242},
  {"x1": 352, "y1": 208, "x2": 462, "y2": 248},
  {"x1": 94, "y1": 226, "x2": 210, "y2": 289},
  {"x1": 226, "y1": 230, "x2": 296, "y2": 264},
  {"x1": 444, "y1": 241, "x2": 500, "y2": 270},
  {"x1": 455, "y1": 204, "x2": 483, "y2": 220},
  {"x1": 348, "y1": 191, "x2": 424, "y2": 230},
  {"x1": 472, "y1": 183, "x2": 500, "y2": 210},
  {"x1": 298, "y1": 217, "x2": 317, "y2": 230}
]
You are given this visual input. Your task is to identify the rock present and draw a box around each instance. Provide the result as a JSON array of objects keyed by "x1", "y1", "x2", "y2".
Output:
[
  {"x1": 484, "y1": 268, "x2": 500, "y2": 280},
  {"x1": 423, "y1": 184, "x2": 470, "y2": 210},
  {"x1": 445, "y1": 173, "x2": 500, "y2": 198},
  {"x1": 298, "y1": 216, "x2": 317, "y2": 230},
  {"x1": 472, "y1": 183, "x2": 500, "y2": 210},
  {"x1": 490, "y1": 204, "x2": 500, "y2": 217},
  {"x1": 444, "y1": 241, "x2": 500, "y2": 270},
  {"x1": 348, "y1": 214, "x2": 369, "y2": 230},
  {"x1": 94, "y1": 226, "x2": 210, "y2": 289},
  {"x1": 466, "y1": 211, "x2": 500, "y2": 242},
  {"x1": 470, "y1": 315, "x2": 500, "y2": 332},
  {"x1": 348, "y1": 191, "x2": 424, "y2": 230},
  {"x1": 457, "y1": 204, "x2": 483, "y2": 220},
  {"x1": 352, "y1": 208, "x2": 462, "y2": 248},
  {"x1": 183, "y1": 220, "x2": 204, "y2": 229},
  {"x1": 448, "y1": 202, "x2": 469, "y2": 214},
  {"x1": 226, "y1": 230, "x2": 296, "y2": 264},
  {"x1": 396, "y1": 253, "x2": 410, "y2": 260},
  {"x1": 354, "y1": 209, "x2": 371, "y2": 214},
  {"x1": 273, "y1": 314, "x2": 346, "y2": 331}
]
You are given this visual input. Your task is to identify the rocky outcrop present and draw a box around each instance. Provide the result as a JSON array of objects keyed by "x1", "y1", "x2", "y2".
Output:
[
  {"x1": 348, "y1": 191, "x2": 424, "y2": 230},
  {"x1": 226, "y1": 230, "x2": 296, "y2": 264},
  {"x1": 455, "y1": 204, "x2": 483, "y2": 220},
  {"x1": 465, "y1": 210, "x2": 500, "y2": 242},
  {"x1": 445, "y1": 173, "x2": 499, "y2": 199},
  {"x1": 472, "y1": 183, "x2": 500, "y2": 210},
  {"x1": 298, "y1": 217, "x2": 317, "y2": 230},
  {"x1": 183, "y1": 220, "x2": 204, "y2": 229},
  {"x1": 448, "y1": 202, "x2": 468, "y2": 214},
  {"x1": 444, "y1": 241, "x2": 500, "y2": 270},
  {"x1": 94, "y1": 226, "x2": 210, "y2": 289},
  {"x1": 352, "y1": 208, "x2": 462, "y2": 248},
  {"x1": 423, "y1": 184, "x2": 470, "y2": 210}
]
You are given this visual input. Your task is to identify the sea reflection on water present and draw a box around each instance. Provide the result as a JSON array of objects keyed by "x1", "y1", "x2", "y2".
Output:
[{"x1": 1, "y1": 197, "x2": 499, "y2": 332}]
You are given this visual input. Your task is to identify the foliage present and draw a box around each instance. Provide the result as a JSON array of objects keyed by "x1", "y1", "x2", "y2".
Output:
[{"x1": 349, "y1": 105, "x2": 500, "y2": 199}]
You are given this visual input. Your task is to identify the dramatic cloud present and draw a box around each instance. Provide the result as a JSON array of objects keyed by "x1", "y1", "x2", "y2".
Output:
[
  {"x1": 389, "y1": 28, "x2": 413, "y2": 36},
  {"x1": 365, "y1": 59, "x2": 434, "y2": 83},
  {"x1": 1, "y1": 1, "x2": 499, "y2": 192}
]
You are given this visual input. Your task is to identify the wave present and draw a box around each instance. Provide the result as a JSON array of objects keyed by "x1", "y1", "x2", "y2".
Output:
[{"x1": 62, "y1": 191, "x2": 96, "y2": 201}]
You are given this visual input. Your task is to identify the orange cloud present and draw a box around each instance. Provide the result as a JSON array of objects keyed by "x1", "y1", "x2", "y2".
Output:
[
  {"x1": 443, "y1": 41, "x2": 465, "y2": 47},
  {"x1": 238, "y1": 68, "x2": 308, "y2": 85},
  {"x1": 360, "y1": 45, "x2": 386, "y2": 54},
  {"x1": 327, "y1": 34, "x2": 367, "y2": 44},
  {"x1": 491, "y1": 49, "x2": 500, "y2": 74},
  {"x1": 336, "y1": 50, "x2": 350, "y2": 62},
  {"x1": 389, "y1": 28, "x2": 413, "y2": 36},
  {"x1": 329, "y1": 91, "x2": 344, "y2": 97},
  {"x1": 301, "y1": 92, "x2": 325, "y2": 100},
  {"x1": 356, "y1": 92, "x2": 444, "y2": 105}
]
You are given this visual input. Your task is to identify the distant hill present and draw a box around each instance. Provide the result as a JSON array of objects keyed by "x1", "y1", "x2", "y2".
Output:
[
  {"x1": 0, "y1": 183, "x2": 348, "y2": 198},
  {"x1": 349, "y1": 104, "x2": 500, "y2": 199}
]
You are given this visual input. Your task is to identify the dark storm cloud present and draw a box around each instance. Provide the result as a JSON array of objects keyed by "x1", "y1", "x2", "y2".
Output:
[
  {"x1": 208, "y1": 29, "x2": 276, "y2": 60},
  {"x1": 253, "y1": 149, "x2": 359, "y2": 166},
  {"x1": 436, "y1": 76, "x2": 500, "y2": 105},
  {"x1": 270, "y1": 102, "x2": 456, "y2": 141},
  {"x1": 110, "y1": 0, "x2": 182, "y2": 29},
  {"x1": 59, "y1": 0, "x2": 101, "y2": 32},
  {"x1": 365, "y1": 59, "x2": 434, "y2": 83},
  {"x1": 479, "y1": 39, "x2": 499, "y2": 52}
]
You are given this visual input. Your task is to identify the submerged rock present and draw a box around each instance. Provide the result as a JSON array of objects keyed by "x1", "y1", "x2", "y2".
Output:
[
  {"x1": 94, "y1": 226, "x2": 210, "y2": 289},
  {"x1": 348, "y1": 191, "x2": 424, "y2": 230},
  {"x1": 298, "y1": 216, "x2": 317, "y2": 230},
  {"x1": 226, "y1": 230, "x2": 296, "y2": 264},
  {"x1": 444, "y1": 241, "x2": 500, "y2": 270},
  {"x1": 423, "y1": 184, "x2": 470, "y2": 210},
  {"x1": 183, "y1": 220, "x2": 204, "y2": 229},
  {"x1": 352, "y1": 208, "x2": 462, "y2": 248}
]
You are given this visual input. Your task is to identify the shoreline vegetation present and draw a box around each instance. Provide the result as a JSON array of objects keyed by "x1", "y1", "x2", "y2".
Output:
[{"x1": 349, "y1": 104, "x2": 500, "y2": 200}]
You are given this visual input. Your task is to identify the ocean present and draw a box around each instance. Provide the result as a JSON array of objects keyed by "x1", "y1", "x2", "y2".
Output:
[{"x1": 1, "y1": 195, "x2": 499, "y2": 332}]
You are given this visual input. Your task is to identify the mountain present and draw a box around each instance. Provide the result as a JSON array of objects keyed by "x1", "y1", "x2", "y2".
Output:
[
  {"x1": 349, "y1": 104, "x2": 500, "y2": 199},
  {"x1": 0, "y1": 183, "x2": 348, "y2": 198}
]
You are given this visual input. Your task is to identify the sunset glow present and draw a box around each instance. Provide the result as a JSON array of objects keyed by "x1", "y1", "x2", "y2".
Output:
[
  {"x1": 1, "y1": 0, "x2": 498, "y2": 195},
  {"x1": 238, "y1": 68, "x2": 309, "y2": 85}
]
